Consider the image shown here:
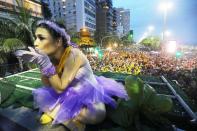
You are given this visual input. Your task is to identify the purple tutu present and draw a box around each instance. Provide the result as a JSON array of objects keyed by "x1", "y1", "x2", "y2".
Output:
[{"x1": 33, "y1": 74, "x2": 129, "y2": 124}]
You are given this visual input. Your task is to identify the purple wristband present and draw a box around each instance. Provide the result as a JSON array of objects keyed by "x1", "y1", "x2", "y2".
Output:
[{"x1": 41, "y1": 65, "x2": 56, "y2": 77}]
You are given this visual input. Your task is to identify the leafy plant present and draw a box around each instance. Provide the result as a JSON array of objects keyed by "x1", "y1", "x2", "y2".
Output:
[
  {"x1": 107, "y1": 76, "x2": 173, "y2": 130},
  {"x1": 140, "y1": 36, "x2": 161, "y2": 50},
  {"x1": 3, "y1": 38, "x2": 25, "y2": 53},
  {"x1": 0, "y1": 0, "x2": 39, "y2": 70},
  {"x1": 121, "y1": 33, "x2": 133, "y2": 45}
]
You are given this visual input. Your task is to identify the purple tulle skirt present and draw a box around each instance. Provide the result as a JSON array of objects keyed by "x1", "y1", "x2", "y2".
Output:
[{"x1": 32, "y1": 75, "x2": 129, "y2": 124}]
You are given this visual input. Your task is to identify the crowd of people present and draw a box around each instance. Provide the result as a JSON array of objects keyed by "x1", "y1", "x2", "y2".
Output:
[
  {"x1": 87, "y1": 50, "x2": 197, "y2": 76},
  {"x1": 86, "y1": 50, "x2": 197, "y2": 107}
]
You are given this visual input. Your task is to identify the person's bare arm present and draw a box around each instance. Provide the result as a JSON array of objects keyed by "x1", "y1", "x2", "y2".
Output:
[{"x1": 48, "y1": 49, "x2": 85, "y2": 93}]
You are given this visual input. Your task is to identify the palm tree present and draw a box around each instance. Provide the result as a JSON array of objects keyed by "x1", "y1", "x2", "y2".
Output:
[{"x1": 0, "y1": 0, "x2": 40, "y2": 74}]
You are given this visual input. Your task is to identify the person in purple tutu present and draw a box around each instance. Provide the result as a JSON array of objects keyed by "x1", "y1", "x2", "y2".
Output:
[{"x1": 14, "y1": 20, "x2": 129, "y2": 131}]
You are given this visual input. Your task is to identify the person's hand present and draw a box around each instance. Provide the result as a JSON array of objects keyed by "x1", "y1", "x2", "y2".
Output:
[
  {"x1": 14, "y1": 47, "x2": 56, "y2": 77},
  {"x1": 14, "y1": 47, "x2": 52, "y2": 70}
]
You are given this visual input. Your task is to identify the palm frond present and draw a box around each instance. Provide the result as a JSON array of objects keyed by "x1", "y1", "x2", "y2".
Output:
[
  {"x1": 15, "y1": 0, "x2": 32, "y2": 25},
  {"x1": 16, "y1": 28, "x2": 34, "y2": 46},
  {"x1": 2, "y1": 38, "x2": 26, "y2": 53},
  {"x1": 0, "y1": 17, "x2": 17, "y2": 39},
  {"x1": 0, "y1": 0, "x2": 35, "y2": 61}
]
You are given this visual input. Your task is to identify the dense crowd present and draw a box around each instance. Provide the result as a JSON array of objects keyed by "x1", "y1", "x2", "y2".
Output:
[
  {"x1": 87, "y1": 50, "x2": 197, "y2": 76},
  {"x1": 87, "y1": 50, "x2": 197, "y2": 107}
]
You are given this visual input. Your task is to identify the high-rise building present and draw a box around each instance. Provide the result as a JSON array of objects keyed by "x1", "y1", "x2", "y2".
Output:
[
  {"x1": 0, "y1": 0, "x2": 43, "y2": 18},
  {"x1": 46, "y1": 0, "x2": 96, "y2": 35},
  {"x1": 44, "y1": 0, "x2": 63, "y2": 20},
  {"x1": 122, "y1": 9, "x2": 130, "y2": 35},
  {"x1": 96, "y1": 0, "x2": 114, "y2": 34},
  {"x1": 115, "y1": 8, "x2": 130, "y2": 37},
  {"x1": 112, "y1": 8, "x2": 117, "y2": 34}
]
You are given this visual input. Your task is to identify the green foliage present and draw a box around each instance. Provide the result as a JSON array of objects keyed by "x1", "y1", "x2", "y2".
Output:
[
  {"x1": 94, "y1": 31, "x2": 121, "y2": 47},
  {"x1": 145, "y1": 94, "x2": 173, "y2": 113},
  {"x1": 0, "y1": 80, "x2": 16, "y2": 105},
  {"x1": 67, "y1": 30, "x2": 80, "y2": 45},
  {"x1": 141, "y1": 84, "x2": 157, "y2": 105},
  {"x1": 16, "y1": 0, "x2": 31, "y2": 25},
  {"x1": 105, "y1": 36, "x2": 121, "y2": 48},
  {"x1": 0, "y1": 0, "x2": 38, "y2": 65},
  {"x1": 0, "y1": 19, "x2": 17, "y2": 39},
  {"x1": 107, "y1": 75, "x2": 173, "y2": 130},
  {"x1": 140, "y1": 36, "x2": 161, "y2": 50},
  {"x1": 94, "y1": 31, "x2": 108, "y2": 46},
  {"x1": 125, "y1": 76, "x2": 144, "y2": 106},
  {"x1": 71, "y1": 37, "x2": 80, "y2": 45},
  {"x1": 94, "y1": 31, "x2": 102, "y2": 43},
  {"x1": 15, "y1": 0, "x2": 37, "y2": 46},
  {"x1": 128, "y1": 34, "x2": 133, "y2": 42},
  {"x1": 3, "y1": 38, "x2": 26, "y2": 53},
  {"x1": 107, "y1": 100, "x2": 136, "y2": 128},
  {"x1": 108, "y1": 36, "x2": 121, "y2": 44},
  {"x1": 121, "y1": 32, "x2": 134, "y2": 46}
]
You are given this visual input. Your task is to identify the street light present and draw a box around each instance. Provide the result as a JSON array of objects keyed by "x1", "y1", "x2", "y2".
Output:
[
  {"x1": 166, "y1": 40, "x2": 177, "y2": 53},
  {"x1": 159, "y1": 1, "x2": 173, "y2": 41},
  {"x1": 159, "y1": 2, "x2": 173, "y2": 11},
  {"x1": 114, "y1": 43, "x2": 118, "y2": 48},
  {"x1": 164, "y1": 30, "x2": 172, "y2": 37},
  {"x1": 107, "y1": 46, "x2": 112, "y2": 51},
  {"x1": 148, "y1": 25, "x2": 155, "y2": 32}
]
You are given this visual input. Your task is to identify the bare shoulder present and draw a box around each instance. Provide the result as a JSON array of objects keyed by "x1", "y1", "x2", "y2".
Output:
[
  {"x1": 65, "y1": 48, "x2": 86, "y2": 67},
  {"x1": 70, "y1": 48, "x2": 86, "y2": 59},
  {"x1": 71, "y1": 48, "x2": 82, "y2": 55}
]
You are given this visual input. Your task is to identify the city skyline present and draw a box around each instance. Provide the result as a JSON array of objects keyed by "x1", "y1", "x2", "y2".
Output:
[
  {"x1": 114, "y1": 0, "x2": 197, "y2": 45},
  {"x1": 47, "y1": 0, "x2": 96, "y2": 34}
]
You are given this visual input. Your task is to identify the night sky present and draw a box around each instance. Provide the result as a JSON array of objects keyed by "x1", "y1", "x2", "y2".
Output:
[{"x1": 113, "y1": 0, "x2": 197, "y2": 45}]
